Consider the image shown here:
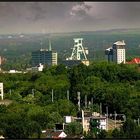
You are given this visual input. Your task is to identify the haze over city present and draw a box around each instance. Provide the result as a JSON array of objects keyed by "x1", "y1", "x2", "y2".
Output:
[{"x1": 0, "y1": 2, "x2": 140, "y2": 34}]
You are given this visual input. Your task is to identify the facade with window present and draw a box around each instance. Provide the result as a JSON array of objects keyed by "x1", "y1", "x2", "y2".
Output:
[
  {"x1": 105, "y1": 40, "x2": 126, "y2": 64},
  {"x1": 32, "y1": 49, "x2": 57, "y2": 67}
]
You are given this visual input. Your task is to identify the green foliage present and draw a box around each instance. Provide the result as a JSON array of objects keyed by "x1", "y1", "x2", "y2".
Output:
[
  {"x1": 65, "y1": 121, "x2": 83, "y2": 136},
  {"x1": 98, "y1": 130, "x2": 107, "y2": 138},
  {"x1": 6, "y1": 92, "x2": 22, "y2": 102},
  {"x1": 0, "y1": 105, "x2": 7, "y2": 113},
  {"x1": 90, "y1": 119, "x2": 100, "y2": 137},
  {"x1": 122, "y1": 118, "x2": 138, "y2": 138},
  {"x1": 0, "y1": 62, "x2": 140, "y2": 138},
  {"x1": 111, "y1": 128, "x2": 125, "y2": 138}
]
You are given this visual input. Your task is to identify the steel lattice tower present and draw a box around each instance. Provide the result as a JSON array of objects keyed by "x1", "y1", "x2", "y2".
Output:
[{"x1": 69, "y1": 38, "x2": 87, "y2": 60}]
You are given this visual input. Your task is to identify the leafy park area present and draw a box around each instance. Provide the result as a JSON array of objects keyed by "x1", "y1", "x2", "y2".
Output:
[{"x1": 0, "y1": 62, "x2": 140, "y2": 138}]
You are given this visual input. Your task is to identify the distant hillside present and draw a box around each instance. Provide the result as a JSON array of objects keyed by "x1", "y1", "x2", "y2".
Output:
[{"x1": 0, "y1": 27, "x2": 140, "y2": 67}]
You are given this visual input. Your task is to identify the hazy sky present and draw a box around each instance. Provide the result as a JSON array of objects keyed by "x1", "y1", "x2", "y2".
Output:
[{"x1": 0, "y1": 2, "x2": 140, "y2": 34}]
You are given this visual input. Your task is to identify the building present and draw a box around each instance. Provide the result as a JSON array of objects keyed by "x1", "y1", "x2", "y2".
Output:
[
  {"x1": 32, "y1": 49, "x2": 57, "y2": 67},
  {"x1": 45, "y1": 129, "x2": 67, "y2": 138},
  {"x1": 9, "y1": 70, "x2": 22, "y2": 73},
  {"x1": 32, "y1": 39, "x2": 57, "y2": 67},
  {"x1": 64, "y1": 110, "x2": 107, "y2": 134},
  {"x1": 105, "y1": 47, "x2": 113, "y2": 62},
  {"x1": 105, "y1": 40, "x2": 126, "y2": 64},
  {"x1": 81, "y1": 110, "x2": 107, "y2": 133},
  {"x1": 90, "y1": 116, "x2": 107, "y2": 130},
  {"x1": 126, "y1": 58, "x2": 140, "y2": 64}
]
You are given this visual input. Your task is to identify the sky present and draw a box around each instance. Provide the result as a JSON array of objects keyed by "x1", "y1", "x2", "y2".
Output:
[{"x1": 0, "y1": 2, "x2": 140, "y2": 34}]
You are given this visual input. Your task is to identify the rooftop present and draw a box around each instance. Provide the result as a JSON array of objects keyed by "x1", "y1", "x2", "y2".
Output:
[{"x1": 114, "y1": 40, "x2": 126, "y2": 46}]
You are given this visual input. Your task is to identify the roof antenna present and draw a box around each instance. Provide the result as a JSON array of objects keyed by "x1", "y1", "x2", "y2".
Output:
[{"x1": 49, "y1": 36, "x2": 52, "y2": 51}]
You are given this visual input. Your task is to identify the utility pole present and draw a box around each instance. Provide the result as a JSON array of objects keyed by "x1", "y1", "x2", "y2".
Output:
[
  {"x1": 91, "y1": 97, "x2": 93, "y2": 111},
  {"x1": 32, "y1": 89, "x2": 35, "y2": 97},
  {"x1": 0, "y1": 83, "x2": 4, "y2": 100},
  {"x1": 67, "y1": 90, "x2": 69, "y2": 100},
  {"x1": 138, "y1": 118, "x2": 140, "y2": 126},
  {"x1": 77, "y1": 92, "x2": 81, "y2": 111},
  {"x1": 114, "y1": 111, "x2": 117, "y2": 128},
  {"x1": 85, "y1": 95, "x2": 87, "y2": 108},
  {"x1": 100, "y1": 103, "x2": 102, "y2": 116},
  {"x1": 106, "y1": 106, "x2": 108, "y2": 131},
  {"x1": 52, "y1": 89, "x2": 54, "y2": 102},
  {"x1": 9, "y1": 89, "x2": 11, "y2": 95}
]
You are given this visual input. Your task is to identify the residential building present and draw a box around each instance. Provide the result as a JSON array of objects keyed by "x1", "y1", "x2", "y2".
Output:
[{"x1": 105, "y1": 40, "x2": 126, "y2": 64}]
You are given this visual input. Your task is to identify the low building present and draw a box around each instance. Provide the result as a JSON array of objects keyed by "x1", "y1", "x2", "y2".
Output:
[
  {"x1": 78, "y1": 110, "x2": 107, "y2": 133},
  {"x1": 90, "y1": 116, "x2": 107, "y2": 130},
  {"x1": 126, "y1": 58, "x2": 140, "y2": 64},
  {"x1": 45, "y1": 130, "x2": 67, "y2": 138},
  {"x1": 26, "y1": 63, "x2": 44, "y2": 72},
  {"x1": 63, "y1": 110, "x2": 107, "y2": 134},
  {"x1": 9, "y1": 70, "x2": 22, "y2": 73}
]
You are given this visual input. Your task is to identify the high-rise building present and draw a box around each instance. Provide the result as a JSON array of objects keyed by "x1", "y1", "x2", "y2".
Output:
[
  {"x1": 32, "y1": 39, "x2": 57, "y2": 67},
  {"x1": 105, "y1": 40, "x2": 126, "y2": 64}
]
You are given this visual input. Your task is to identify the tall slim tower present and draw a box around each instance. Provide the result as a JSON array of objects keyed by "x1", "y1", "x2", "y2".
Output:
[{"x1": 0, "y1": 83, "x2": 4, "y2": 100}]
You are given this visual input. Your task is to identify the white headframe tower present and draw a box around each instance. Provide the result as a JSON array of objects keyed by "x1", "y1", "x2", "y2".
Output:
[
  {"x1": 0, "y1": 83, "x2": 4, "y2": 100},
  {"x1": 68, "y1": 38, "x2": 87, "y2": 60}
]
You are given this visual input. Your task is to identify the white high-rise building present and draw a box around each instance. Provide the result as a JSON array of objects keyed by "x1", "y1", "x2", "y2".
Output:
[
  {"x1": 105, "y1": 40, "x2": 126, "y2": 64},
  {"x1": 113, "y1": 40, "x2": 126, "y2": 64}
]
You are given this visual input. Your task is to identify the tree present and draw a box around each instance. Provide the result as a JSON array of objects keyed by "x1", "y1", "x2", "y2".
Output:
[
  {"x1": 98, "y1": 129, "x2": 107, "y2": 138},
  {"x1": 65, "y1": 122, "x2": 83, "y2": 137},
  {"x1": 27, "y1": 121, "x2": 41, "y2": 138},
  {"x1": 89, "y1": 119, "x2": 100, "y2": 138},
  {"x1": 122, "y1": 118, "x2": 138, "y2": 138},
  {"x1": 111, "y1": 128, "x2": 125, "y2": 138}
]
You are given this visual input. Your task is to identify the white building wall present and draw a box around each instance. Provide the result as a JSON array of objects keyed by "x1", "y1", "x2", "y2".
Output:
[
  {"x1": 52, "y1": 52, "x2": 57, "y2": 65},
  {"x1": 99, "y1": 119, "x2": 107, "y2": 130},
  {"x1": 116, "y1": 49, "x2": 125, "y2": 64}
]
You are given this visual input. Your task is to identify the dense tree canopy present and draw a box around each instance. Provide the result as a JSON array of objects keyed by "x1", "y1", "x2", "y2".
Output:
[{"x1": 0, "y1": 62, "x2": 140, "y2": 138}]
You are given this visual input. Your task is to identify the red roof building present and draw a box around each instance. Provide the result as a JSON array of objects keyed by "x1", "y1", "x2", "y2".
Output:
[{"x1": 126, "y1": 58, "x2": 140, "y2": 64}]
